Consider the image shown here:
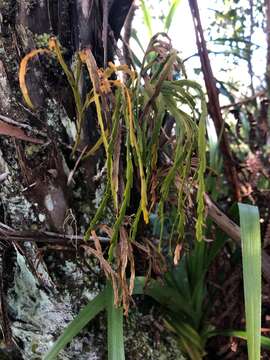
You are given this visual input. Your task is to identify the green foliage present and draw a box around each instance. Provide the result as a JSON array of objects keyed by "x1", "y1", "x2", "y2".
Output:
[
  {"x1": 20, "y1": 34, "x2": 207, "y2": 353},
  {"x1": 44, "y1": 282, "x2": 124, "y2": 360},
  {"x1": 207, "y1": 330, "x2": 270, "y2": 350},
  {"x1": 140, "y1": 0, "x2": 153, "y2": 38},
  {"x1": 43, "y1": 290, "x2": 106, "y2": 359},
  {"x1": 133, "y1": 243, "x2": 210, "y2": 360},
  {"x1": 164, "y1": 0, "x2": 182, "y2": 32},
  {"x1": 79, "y1": 34, "x2": 207, "y2": 254},
  {"x1": 106, "y1": 282, "x2": 125, "y2": 360},
  {"x1": 239, "y1": 203, "x2": 262, "y2": 360},
  {"x1": 16, "y1": 1, "x2": 270, "y2": 359},
  {"x1": 204, "y1": 0, "x2": 265, "y2": 100},
  {"x1": 132, "y1": 0, "x2": 182, "y2": 63}
]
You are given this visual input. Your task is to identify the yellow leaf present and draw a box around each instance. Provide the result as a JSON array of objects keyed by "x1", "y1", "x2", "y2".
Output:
[{"x1": 19, "y1": 48, "x2": 50, "y2": 109}]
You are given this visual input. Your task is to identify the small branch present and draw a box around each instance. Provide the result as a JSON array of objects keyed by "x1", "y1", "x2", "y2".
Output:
[
  {"x1": 0, "y1": 114, "x2": 47, "y2": 138},
  {"x1": 205, "y1": 193, "x2": 270, "y2": 283},
  {"x1": 102, "y1": 0, "x2": 109, "y2": 68},
  {"x1": 123, "y1": 2, "x2": 137, "y2": 67},
  {"x1": 220, "y1": 91, "x2": 266, "y2": 110},
  {"x1": 0, "y1": 225, "x2": 110, "y2": 244}
]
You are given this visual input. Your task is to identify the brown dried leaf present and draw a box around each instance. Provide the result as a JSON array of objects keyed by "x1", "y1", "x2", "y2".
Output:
[
  {"x1": 245, "y1": 152, "x2": 262, "y2": 175},
  {"x1": 98, "y1": 224, "x2": 113, "y2": 238},
  {"x1": 128, "y1": 241, "x2": 135, "y2": 296},
  {"x1": 173, "y1": 243, "x2": 182, "y2": 265},
  {"x1": 91, "y1": 230, "x2": 103, "y2": 254},
  {"x1": 82, "y1": 232, "x2": 119, "y2": 305},
  {"x1": 112, "y1": 123, "x2": 122, "y2": 210},
  {"x1": 119, "y1": 227, "x2": 129, "y2": 280},
  {"x1": 0, "y1": 120, "x2": 43, "y2": 144},
  {"x1": 150, "y1": 170, "x2": 158, "y2": 210},
  {"x1": 116, "y1": 227, "x2": 136, "y2": 315}
]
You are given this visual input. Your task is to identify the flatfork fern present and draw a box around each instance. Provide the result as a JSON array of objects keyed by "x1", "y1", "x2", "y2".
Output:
[{"x1": 19, "y1": 33, "x2": 207, "y2": 312}]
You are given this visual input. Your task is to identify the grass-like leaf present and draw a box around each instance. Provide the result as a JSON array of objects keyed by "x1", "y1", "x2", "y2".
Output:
[
  {"x1": 43, "y1": 290, "x2": 106, "y2": 360},
  {"x1": 164, "y1": 0, "x2": 182, "y2": 32},
  {"x1": 238, "y1": 203, "x2": 261, "y2": 360},
  {"x1": 140, "y1": 0, "x2": 153, "y2": 38},
  {"x1": 106, "y1": 282, "x2": 125, "y2": 360}
]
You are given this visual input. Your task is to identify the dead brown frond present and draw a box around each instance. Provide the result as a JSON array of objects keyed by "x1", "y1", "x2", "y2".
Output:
[{"x1": 82, "y1": 231, "x2": 119, "y2": 306}]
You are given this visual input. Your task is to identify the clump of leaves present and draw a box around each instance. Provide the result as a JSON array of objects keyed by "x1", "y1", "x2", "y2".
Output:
[{"x1": 19, "y1": 33, "x2": 206, "y2": 314}]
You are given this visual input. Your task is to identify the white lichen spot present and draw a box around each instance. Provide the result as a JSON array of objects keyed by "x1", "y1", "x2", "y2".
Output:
[
  {"x1": 8, "y1": 251, "x2": 101, "y2": 359},
  {"x1": 93, "y1": 182, "x2": 105, "y2": 209},
  {"x1": 44, "y1": 193, "x2": 54, "y2": 212},
  {"x1": 60, "y1": 107, "x2": 77, "y2": 142},
  {"x1": 38, "y1": 213, "x2": 46, "y2": 222}
]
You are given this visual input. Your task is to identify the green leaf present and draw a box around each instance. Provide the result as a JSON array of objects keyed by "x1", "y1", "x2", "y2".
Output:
[
  {"x1": 207, "y1": 330, "x2": 270, "y2": 350},
  {"x1": 140, "y1": 0, "x2": 153, "y2": 38},
  {"x1": 106, "y1": 283, "x2": 125, "y2": 360},
  {"x1": 43, "y1": 290, "x2": 106, "y2": 360},
  {"x1": 133, "y1": 276, "x2": 196, "y2": 325},
  {"x1": 238, "y1": 203, "x2": 261, "y2": 360},
  {"x1": 164, "y1": 0, "x2": 182, "y2": 32},
  {"x1": 131, "y1": 29, "x2": 145, "y2": 54}
]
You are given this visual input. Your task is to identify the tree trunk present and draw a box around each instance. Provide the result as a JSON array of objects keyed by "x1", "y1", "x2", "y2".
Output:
[
  {"x1": 0, "y1": 0, "x2": 132, "y2": 222},
  {"x1": 0, "y1": 2, "x2": 186, "y2": 358},
  {"x1": 0, "y1": 0, "x2": 135, "y2": 358}
]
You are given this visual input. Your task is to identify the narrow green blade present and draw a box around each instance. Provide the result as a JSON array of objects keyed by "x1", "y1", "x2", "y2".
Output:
[
  {"x1": 106, "y1": 282, "x2": 125, "y2": 360},
  {"x1": 164, "y1": 0, "x2": 182, "y2": 32},
  {"x1": 43, "y1": 290, "x2": 106, "y2": 360},
  {"x1": 140, "y1": 0, "x2": 153, "y2": 38},
  {"x1": 238, "y1": 203, "x2": 261, "y2": 360}
]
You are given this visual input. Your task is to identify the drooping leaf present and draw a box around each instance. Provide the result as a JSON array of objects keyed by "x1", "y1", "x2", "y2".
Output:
[{"x1": 19, "y1": 48, "x2": 50, "y2": 108}]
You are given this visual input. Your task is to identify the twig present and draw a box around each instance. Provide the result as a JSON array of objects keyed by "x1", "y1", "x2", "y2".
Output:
[
  {"x1": 67, "y1": 145, "x2": 88, "y2": 185},
  {"x1": 0, "y1": 226, "x2": 110, "y2": 244},
  {"x1": 205, "y1": 193, "x2": 270, "y2": 283},
  {"x1": 102, "y1": 0, "x2": 109, "y2": 68},
  {"x1": 0, "y1": 114, "x2": 47, "y2": 138},
  {"x1": 123, "y1": 2, "x2": 137, "y2": 67},
  {"x1": 220, "y1": 91, "x2": 266, "y2": 110}
]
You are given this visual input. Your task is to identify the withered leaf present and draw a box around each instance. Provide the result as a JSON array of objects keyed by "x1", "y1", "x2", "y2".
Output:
[{"x1": 0, "y1": 120, "x2": 44, "y2": 144}]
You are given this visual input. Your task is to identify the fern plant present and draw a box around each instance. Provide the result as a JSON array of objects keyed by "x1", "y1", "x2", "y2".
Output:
[{"x1": 19, "y1": 32, "x2": 207, "y2": 359}]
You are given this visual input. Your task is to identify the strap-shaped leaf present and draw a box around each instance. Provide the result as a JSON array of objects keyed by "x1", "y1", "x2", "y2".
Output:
[
  {"x1": 238, "y1": 203, "x2": 261, "y2": 360},
  {"x1": 106, "y1": 282, "x2": 125, "y2": 360},
  {"x1": 43, "y1": 290, "x2": 106, "y2": 360},
  {"x1": 164, "y1": 0, "x2": 182, "y2": 32}
]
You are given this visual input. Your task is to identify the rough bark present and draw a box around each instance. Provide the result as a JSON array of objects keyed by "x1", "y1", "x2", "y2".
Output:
[
  {"x1": 0, "y1": 0, "x2": 133, "y2": 229},
  {"x1": 0, "y1": 0, "x2": 137, "y2": 358}
]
